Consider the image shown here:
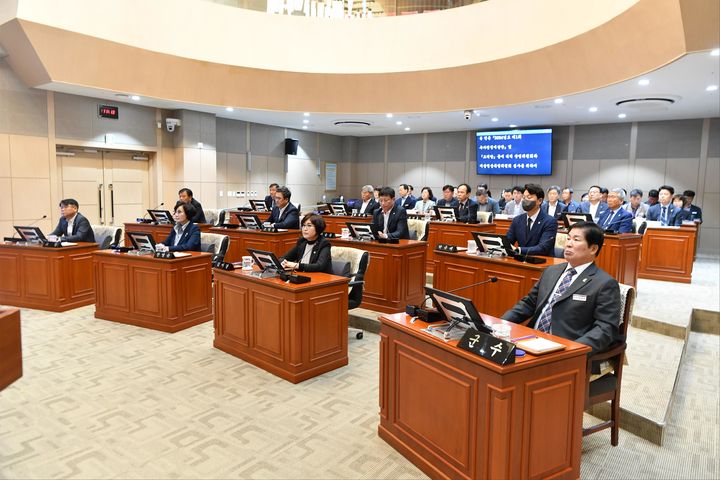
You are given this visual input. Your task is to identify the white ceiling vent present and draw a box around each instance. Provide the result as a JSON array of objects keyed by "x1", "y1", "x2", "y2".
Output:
[
  {"x1": 333, "y1": 120, "x2": 372, "y2": 127},
  {"x1": 614, "y1": 96, "x2": 677, "y2": 110}
]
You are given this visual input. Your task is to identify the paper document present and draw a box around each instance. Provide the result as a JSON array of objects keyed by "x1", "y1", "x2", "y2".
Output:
[{"x1": 516, "y1": 337, "x2": 566, "y2": 355}]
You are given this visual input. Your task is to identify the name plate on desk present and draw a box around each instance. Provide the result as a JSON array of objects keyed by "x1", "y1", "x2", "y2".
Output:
[
  {"x1": 261, "y1": 226, "x2": 278, "y2": 232},
  {"x1": 458, "y1": 328, "x2": 516, "y2": 365},
  {"x1": 436, "y1": 243, "x2": 459, "y2": 252},
  {"x1": 321, "y1": 232, "x2": 337, "y2": 238}
]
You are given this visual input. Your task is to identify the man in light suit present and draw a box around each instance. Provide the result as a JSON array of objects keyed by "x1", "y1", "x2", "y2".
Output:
[
  {"x1": 502, "y1": 221, "x2": 621, "y2": 355},
  {"x1": 49, "y1": 198, "x2": 95, "y2": 243},
  {"x1": 622, "y1": 189, "x2": 649, "y2": 218},
  {"x1": 267, "y1": 186, "x2": 300, "y2": 229},
  {"x1": 358, "y1": 185, "x2": 379, "y2": 215},
  {"x1": 646, "y1": 185, "x2": 678, "y2": 226},
  {"x1": 373, "y1": 187, "x2": 409, "y2": 239},
  {"x1": 506, "y1": 183, "x2": 557, "y2": 256},
  {"x1": 579, "y1": 185, "x2": 608, "y2": 220},
  {"x1": 596, "y1": 189, "x2": 634, "y2": 233}
]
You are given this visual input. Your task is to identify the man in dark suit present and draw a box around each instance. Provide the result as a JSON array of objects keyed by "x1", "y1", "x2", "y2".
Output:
[
  {"x1": 436, "y1": 185, "x2": 459, "y2": 208},
  {"x1": 596, "y1": 188, "x2": 634, "y2": 233},
  {"x1": 373, "y1": 187, "x2": 409, "y2": 239},
  {"x1": 49, "y1": 198, "x2": 95, "y2": 243},
  {"x1": 561, "y1": 187, "x2": 581, "y2": 213},
  {"x1": 264, "y1": 183, "x2": 279, "y2": 210},
  {"x1": 455, "y1": 183, "x2": 478, "y2": 223},
  {"x1": 502, "y1": 221, "x2": 621, "y2": 354},
  {"x1": 267, "y1": 186, "x2": 300, "y2": 229},
  {"x1": 540, "y1": 185, "x2": 566, "y2": 220},
  {"x1": 682, "y1": 190, "x2": 703, "y2": 223},
  {"x1": 178, "y1": 188, "x2": 207, "y2": 224},
  {"x1": 646, "y1": 185, "x2": 678, "y2": 226},
  {"x1": 358, "y1": 185, "x2": 379, "y2": 215},
  {"x1": 394, "y1": 184, "x2": 417, "y2": 210},
  {"x1": 506, "y1": 183, "x2": 557, "y2": 256},
  {"x1": 161, "y1": 202, "x2": 201, "y2": 251}
]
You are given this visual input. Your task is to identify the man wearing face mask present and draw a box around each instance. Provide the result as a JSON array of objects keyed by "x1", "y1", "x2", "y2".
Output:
[{"x1": 505, "y1": 183, "x2": 557, "y2": 256}]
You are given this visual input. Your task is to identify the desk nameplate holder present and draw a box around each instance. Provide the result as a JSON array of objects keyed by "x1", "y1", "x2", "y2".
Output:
[
  {"x1": 458, "y1": 328, "x2": 516, "y2": 365},
  {"x1": 422, "y1": 322, "x2": 469, "y2": 342}
]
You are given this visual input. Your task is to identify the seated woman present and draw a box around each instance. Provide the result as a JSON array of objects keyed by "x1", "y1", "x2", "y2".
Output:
[
  {"x1": 281, "y1": 213, "x2": 332, "y2": 273},
  {"x1": 159, "y1": 202, "x2": 201, "y2": 251},
  {"x1": 415, "y1": 187, "x2": 436, "y2": 214}
]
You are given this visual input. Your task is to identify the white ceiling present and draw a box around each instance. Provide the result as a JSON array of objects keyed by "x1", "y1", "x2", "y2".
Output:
[{"x1": 44, "y1": 50, "x2": 720, "y2": 136}]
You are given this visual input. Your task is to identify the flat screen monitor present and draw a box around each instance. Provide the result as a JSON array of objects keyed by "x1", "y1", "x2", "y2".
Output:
[
  {"x1": 434, "y1": 206, "x2": 458, "y2": 221},
  {"x1": 315, "y1": 203, "x2": 333, "y2": 215},
  {"x1": 13, "y1": 226, "x2": 47, "y2": 243},
  {"x1": 476, "y1": 128, "x2": 552, "y2": 175},
  {"x1": 235, "y1": 213, "x2": 262, "y2": 230},
  {"x1": 424, "y1": 287, "x2": 493, "y2": 335},
  {"x1": 249, "y1": 200, "x2": 268, "y2": 212},
  {"x1": 471, "y1": 232, "x2": 516, "y2": 256},
  {"x1": 127, "y1": 232, "x2": 156, "y2": 251},
  {"x1": 330, "y1": 203, "x2": 349, "y2": 215},
  {"x1": 346, "y1": 222, "x2": 380, "y2": 241},
  {"x1": 561, "y1": 212, "x2": 594, "y2": 229},
  {"x1": 147, "y1": 209, "x2": 174, "y2": 225},
  {"x1": 247, "y1": 248, "x2": 286, "y2": 272}
]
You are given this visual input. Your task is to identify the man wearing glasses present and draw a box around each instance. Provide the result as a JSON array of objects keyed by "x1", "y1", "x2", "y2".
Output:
[{"x1": 266, "y1": 186, "x2": 300, "y2": 229}]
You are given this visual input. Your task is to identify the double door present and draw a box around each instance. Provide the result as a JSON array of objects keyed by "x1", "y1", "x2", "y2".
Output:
[{"x1": 58, "y1": 150, "x2": 150, "y2": 226}]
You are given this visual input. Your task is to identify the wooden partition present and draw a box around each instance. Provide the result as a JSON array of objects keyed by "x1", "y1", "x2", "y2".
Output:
[
  {"x1": 209, "y1": 227, "x2": 299, "y2": 263},
  {"x1": 425, "y1": 222, "x2": 496, "y2": 273},
  {"x1": 639, "y1": 225, "x2": 697, "y2": 283},
  {"x1": 596, "y1": 233, "x2": 642, "y2": 288},
  {"x1": 124, "y1": 222, "x2": 214, "y2": 246},
  {"x1": 0, "y1": 307, "x2": 22, "y2": 391},
  {"x1": 321, "y1": 214, "x2": 372, "y2": 235}
]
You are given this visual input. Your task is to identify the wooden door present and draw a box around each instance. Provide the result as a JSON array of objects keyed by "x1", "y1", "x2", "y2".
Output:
[{"x1": 58, "y1": 151, "x2": 104, "y2": 225}]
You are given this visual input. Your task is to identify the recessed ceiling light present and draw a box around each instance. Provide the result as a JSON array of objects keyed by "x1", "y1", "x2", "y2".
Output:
[
  {"x1": 711, "y1": 48, "x2": 720, "y2": 56},
  {"x1": 225, "y1": 107, "x2": 234, "y2": 112},
  {"x1": 386, "y1": 113, "x2": 393, "y2": 118},
  {"x1": 197, "y1": 142, "x2": 203, "y2": 148},
  {"x1": 509, "y1": 124, "x2": 517, "y2": 128},
  {"x1": 618, "y1": 113, "x2": 627, "y2": 119},
  {"x1": 638, "y1": 79, "x2": 650, "y2": 86},
  {"x1": 114, "y1": 93, "x2": 129, "y2": 98},
  {"x1": 303, "y1": 112, "x2": 310, "y2": 117},
  {"x1": 302, "y1": 125, "x2": 308, "y2": 130},
  {"x1": 491, "y1": 117, "x2": 499, "y2": 122},
  {"x1": 554, "y1": 98, "x2": 564, "y2": 104},
  {"x1": 303, "y1": 119, "x2": 309, "y2": 124},
  {"x1": 706, "y1": 85, "x2": 719, "y2": 92},
  {"x1": 404, "y1": 127, "x2": 410, "y2": 131},
  {"x1": 130, "y1": 95, "x2": 141, "y2": 101},
  {"x1": 396, "y1": 121, "x2": 402, "y2": 125},
  {"x1": 589, "y1": 106, "x2": 598, "y2": 112}
]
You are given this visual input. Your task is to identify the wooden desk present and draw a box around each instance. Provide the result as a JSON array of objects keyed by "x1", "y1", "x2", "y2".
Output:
[
  {"x1": 330, "y1": 238, "x2": 426, "y2": 314},
  {"x1": 425, "y1": 221, "x2": 496, "y2": 273},
  {"x1": 379, "y1": 312, "x2": 589, "y2": 480},
  {"x1": 123, "y1": 222, "x2": 214, "y2": 246},
  {"x1": 595, "y1": 233, "x2": 642, "y2": 288},
  {"x1": 0, "y1": 242, "x2": 97, "y2": 311},
  {"x1": 209, "y1": 227, "x2": 299, "y2": 263},
  {"x1": 93, "y1": 251, "x2": 213, "y2": 332},
  {"x1": 321, "y1": 214, "x2": 372, "y2": 234},
  {"x1": 494, "y1": 217, "x2": 512, "y2": 235},
  {"x1": 433, "y1": 250, "x2": 566, "y2": 318},
  {"x1": 0, "y1": 307, "x2": 22, "y2": 391},
  {"x1": 224, "y1": 210, "x2": 271, "y2": 225},
  {"x1": 639, "y1": 225, "x2": 697, "y2": 283},
  {"x1": 213, "y1": 268, "x2": 349, "y2": 383}
]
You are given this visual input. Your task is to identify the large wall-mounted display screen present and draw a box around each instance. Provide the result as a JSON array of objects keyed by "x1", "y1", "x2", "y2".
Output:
[{"x1": 476, "y1": 128, "x2": 552, "y2": 175}]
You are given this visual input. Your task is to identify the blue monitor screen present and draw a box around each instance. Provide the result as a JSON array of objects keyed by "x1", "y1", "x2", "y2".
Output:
[{"x1": 476, "y1": 128, "x2": 552, "y2": 175}]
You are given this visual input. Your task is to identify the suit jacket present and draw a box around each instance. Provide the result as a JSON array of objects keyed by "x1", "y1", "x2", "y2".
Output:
[
  {"x1": 622, "y1": 202, "x2": 649, "y2": 218},
  {"x1": 164, "y1": 222, "x2": 201, "y2": 252},
  {"x1": 456, "y1": 199, "x2": 479, "y2": 223},
  {"x1": 563, "y1": 200, "x2": 581, "y2": 213},
  {"x1": 436, "y1": 198, "x2": 459, "y2": 208},
  {"x1": 501, "y1": 262, "x2": 621, "y2": 354},
  {"x1": 281, "y1": 236, "x2": 332, "y2": 273},
  {"x1": 264, "y1": 195, "x2": 274, "y2": 211},
  {"x1": 670, "y1": 208, "x2": 691, "y2": 226},
  {"x1": 359, "y1": 198, "x2": 379, "y2": 215},
  {"x1": 540, "y1": 201, "x2": 566, "y2": 220},
  {"x1": 506, "y1": 209, "x2": 558, "y2": 256},
  {"x1": 415, "y1": 199, "x2": 436, "y2": 214},
  {"x1": 646, "y1": 203, "x2": 679, "y2": 225},
  {"x1": 579, "y1": 201, "x2": 609, "y2": 219},
  {"x1": 268, "y1": 203, "x2": 300, "y2": 229},
  {"x1": 596, "y1": 208, "x2": 634, "y2": 233},
  {"x1": 688, "y1": 204, "x2": 702, "y2": 223},
  {"x1": 477, "y1": 198, "x2": 500, "y2": 214},
  {"x1": 372, "y1": 205, "x2": 409, "y2": 239},
  {"x1": 503, "y1": 200, "x2": 524, "y2": 216},
  {"x1": 190, "y1": 198, "x2": 207, "y2": 224},
  {"x1": 49, "y1": 212, "x2": 95, "y2": 243},
  {"x1": 395, "y1": 195, "x2": 417, "y2": 210}
]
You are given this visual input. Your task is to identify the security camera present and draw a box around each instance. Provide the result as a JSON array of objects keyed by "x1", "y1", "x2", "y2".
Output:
[
  {"x1": 165, "y1": 118, "x2": 181, "y2": 132},
  {"x1": 464, "y1": 110, "x2": 473, "y2": 120}
]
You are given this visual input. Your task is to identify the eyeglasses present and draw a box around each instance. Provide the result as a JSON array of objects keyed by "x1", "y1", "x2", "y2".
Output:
[{"x1": 301, "y1": 224, "x2": 314, "y2": 229}]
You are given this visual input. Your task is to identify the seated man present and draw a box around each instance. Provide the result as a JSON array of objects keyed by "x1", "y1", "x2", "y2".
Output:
[
  {"x1": 578, "y1": 185, "x2": 608, "y2": 220},
  {"x1": 372, "y1": 187, "x2": 409, "y2": 239},
  {"x1": 682, "y1": 190, "x2": 703, "y2": 223},
  {"x1": 436, "y1": 184, "x2": 459, "y2": 207},
  {"x1": 178, "y1": 188, "x2": 207, "y2": 224},
  {"x1": 541, "y1": 185, "x2": 565, "y2": 220},
  {"x1": 646, "y1": 185, "x2": 678, "y2": 226},
  {"x1": 596, "y1": 189, "x2": 634, "y2": 233},
  {"x1": 505, "y1": 183, "x2": 557, "y2": 256},
  {"x1": 455, "y1": 183, "x2": 478, "y2": 223},
  {"x1": 395, "y1": 184, "x2": 417, "y2": 210},
  {"x1": 502, "y1": 185, "x2": 524, "y2": 216},
  {"x1": 622, "y1": 189, "x2": 649, "y2": 218},
  {"x1": 358, "y1": 184, "x2": 379, "y2": 215},
  {"x1": 561, "y1": 187, "x2": 580, "y2": 213},
  {"x1": 502, "y1": 221, "x2": 621, "y2": 355},
  {"x1": 267, "y1": 186, "x2": 300, "y2": 229},
  {"x1": 160, "y1": 202, "x2": 201, "y2": 251},
  {"x1": 476, "y1": 187, "x2": 500, "y2": 214},
  {"x1": 49, "y1": 198, "x2": 95, "y2": 243},
  {"x1": 264, "y1": 183, "x2": 279, "y2": 210}
]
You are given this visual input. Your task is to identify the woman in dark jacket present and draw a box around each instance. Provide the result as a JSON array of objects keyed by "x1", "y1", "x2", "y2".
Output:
[{"x1": 281, "y1": 213, "x2": 332, "y2": 273}]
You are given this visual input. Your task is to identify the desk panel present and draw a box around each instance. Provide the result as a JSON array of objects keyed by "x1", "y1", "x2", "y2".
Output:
[
  {"x1": 0, "y1": 307, "x2": 22, "y2": 391},
  {"x1": 209, "y1": 227, "x2": 299, "y2": 263},
  {"x1": 639, "y1": 225, "x2": 696, "y2": 283},
  {"x1": 123, "y1": 222, "x2": 213, "y2": 247},
  {"x1": 425, "y1": 222, "x2": 495, "y2": 273}
]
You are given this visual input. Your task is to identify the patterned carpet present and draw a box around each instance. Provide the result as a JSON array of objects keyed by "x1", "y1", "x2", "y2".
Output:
[{"x1": 1, "y1": 305, "x2": 718, "y2": 479}]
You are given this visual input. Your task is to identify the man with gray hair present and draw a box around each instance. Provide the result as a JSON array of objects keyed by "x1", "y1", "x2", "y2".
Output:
[
  {"x1": 622, "y1": 188, "x2": 649, "y2": 218},
  {"x1": 358, "y1": 185, "x2": 379, "y2": 215},
  {"x1": 596, "y1": 188, "x2": 633, "y2": 233}
]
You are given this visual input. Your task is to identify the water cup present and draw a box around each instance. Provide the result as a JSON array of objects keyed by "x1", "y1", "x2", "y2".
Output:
[
  {"x1": 351, "y1": 209, "x2": 358, "y2": 215},
  {"x1": 341, "y1": 227, "x2": 351, "y2": 239},
  {"x1": 467, "y1": 240, "x2": 477, "y2": 255},
  {"x1": 492, "y1": 323, "x2": 511, "y2": 339},
  {"x1": 242, "y1": 256, "x2": 253, "y2": 270}
]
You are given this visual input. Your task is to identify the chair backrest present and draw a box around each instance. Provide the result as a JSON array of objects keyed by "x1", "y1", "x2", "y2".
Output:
[
  {"x1": 636, "y1": 220, "x2": 648, "y2": 235},
  {"x1": 216, "y1": 209, "x2": 227, "y2": 226},
  {"x1": 477, "y1": 211, "x2": 493, "y2": 224},
  {"x1": 330, "y1": 246, "x2": 370, "y2": 309},
  {"x1": 406, "y1": 218, "x2": 429, "y2": 241},
  {"x1": 200, "y1": 232, "x2": 229, "y2": 261},
  {"x1": 91, "y1": 225, "x2": 121, "y2": 249},
  {"x1": 554, "y1": 231, "x2": 568, "y2": 258},
  {"x1": 204, "y1": 209, "x2": 221, "y2": 225},
  {"x1": 618, "y1": 283, "x2": 635, "y2": 338}
]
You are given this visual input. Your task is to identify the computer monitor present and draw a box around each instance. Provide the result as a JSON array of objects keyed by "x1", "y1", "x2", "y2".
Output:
[
  {"x1": 330, "y1": 203, "x2": 349, "y2": 215},
  {"x1": 471, "y1": 232, "x2": 515, "y2": 256},
  {"x1": 561, "y1": 212, "x2": 593, "y2": 229},
  {"x1": 127, "y1": 232, "x2": 156, "y2": 251},
  {"x1": 346, "y1": 222, "x2": 380, "y2": 241},
  {"x1": 235, "y1": 213, "x2": 262, "y2": 230},
  {"x1": 434, "y1": 206, "x2": 458, "y2": 221},
  {"x1": 246, "y1": 248, "x2": 286, "y2": 272},
  {"x1": 315, "y1": 203, "x2": 333, "y2": 215},
  {"x1": 13, "y1": 226, "x2": 47, "y2": 243},
  {"x1": 424, "y1": 286, "x2": 493, "y2": 335},
  {"x1": 249, "y1": 200, "x2": 268, "y2": 212},
  {"x1": 147, "y1": 209, "x2": 174, "y2": 225}
]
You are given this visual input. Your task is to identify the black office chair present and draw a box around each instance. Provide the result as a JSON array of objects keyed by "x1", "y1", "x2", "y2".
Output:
[
  {"x1": 636, "y1": 221, "x2": 648, "y2": 235},
  {"x1": 330, "y1": 246, "x2": 370, "y2": 339},
  {"x1": 92, "y1": 225, "x2": 122, "y2": 249},
  {"x1": 200, "y1": 232, "x2": 230, "y2": 263},
  {"x1": 216, "y1": 210, "x2": 227, "y2": 227}
]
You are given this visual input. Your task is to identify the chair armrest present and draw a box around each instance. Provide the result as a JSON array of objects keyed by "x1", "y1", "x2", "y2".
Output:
[
  {"x1": 588, "y1": 342, "x2": 626, "y2": 362},
  {"x1": 348, "y1": 280, "x2": 365, "y2": 287}
]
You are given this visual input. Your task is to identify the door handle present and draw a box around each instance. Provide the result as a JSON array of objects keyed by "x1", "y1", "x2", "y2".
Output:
[
  {"x1": 98, "y1": 183, "x2": 104, "y2": 224},
  {"x1": 109, "y1": 184, "x2": 115, "y2": 225}
]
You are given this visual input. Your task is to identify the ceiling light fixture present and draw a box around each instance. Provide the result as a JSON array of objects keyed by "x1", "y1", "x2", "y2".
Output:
[
  {"x1": 396, "y1": 121, "x2": 402, "y2": 125},
  {"x1": 404, "y1": 127, "x2": 410, "y2": 131},
  {"x1": 509, "y1": 124, "x2": 517, "y2": 128},
  {"x1": 711, "y1": 48, "x2": 720, "y2": 56},
  {"x1": 554, "y1": 98, "x2": 564, "y2": 104},
  {"x1": 303, "y1": 119, "x2": 309, "y2": 124},
  {"x1": 638, "y1": 79, "x2": 650, "y2": 86},
  {"x1": 618, "y1": 113, "x2": 627, "y2": 119},
  {"x1": 706, "y1": 85, "x2": 719, "y2": 92},
  {"x1": 302, "y1": 125, "x2": 308, "y2": 130},
  {"x1": 130, "y1": 95, "x2": 141, "y2": 101},
  {"x1": 225, "y1": 107, "x2": 234, "y2": 112},
  {"x1": 491, "y1": 117, "x2": 499, "y2": 122},
  {"x1": 386, "y1": 113, "x2": 393, "y2": 118},
  {"x1": 589, "y1": 106, "x2": 598, "y2": 112},
  {"x1": 303, "y1": 112, "x2": 310, "y2": 117}
]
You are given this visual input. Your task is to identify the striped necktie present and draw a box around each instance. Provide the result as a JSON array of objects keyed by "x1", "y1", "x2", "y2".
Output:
[{"x1": 536, "y1": 268, "x2": 577, "y2": 333}]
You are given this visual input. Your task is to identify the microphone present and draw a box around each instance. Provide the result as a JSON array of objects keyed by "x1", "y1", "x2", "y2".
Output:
[
  {"x1": 142, "y1": 202, "x2": 164, "y2": 223},
  {"x1": 446, "y1": 276, "x2": 498, "y2": 294},
  {"x1": 410, "y1": 277, "x2": 498, "y2": 323}
]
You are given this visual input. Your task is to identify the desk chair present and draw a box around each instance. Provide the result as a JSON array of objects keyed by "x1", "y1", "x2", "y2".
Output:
[
  {"x1": 583, "y1": 283, "x2": 635, "y2": 446},
  {"x1": 633, "y1": 217, "x2": 647, "y2": 234},
  {"x1": 330, "y1": 246, "x2": 370, "y2": 339},
  {"x1": 554, "y1": 231, "x2": 568, "y2": 258},
  {"x1": 91, "y1": 225, "x2": 122, "y2": 249},
  {"x1": 215, "y1": 209, "x2": 227, "y2": 226},
  {"x1": 203, "y1": 208, "x2": 221, "y2": 226},
  {"x1": 200, "y1": 232, "x2": 229, "y2": 262},
  {"x1": 477, "y1": 211, "x2": 494, "y2": 224},
  {"x1": 406, "y1": 218, "x2": 429, "y2": 241}
]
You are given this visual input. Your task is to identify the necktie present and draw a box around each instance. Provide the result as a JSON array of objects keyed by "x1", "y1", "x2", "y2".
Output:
[
  {"x1": 661, "y1": 206, "x2": 667, "y2": 225},
  {"x1": 604, "y1": 211, "x2": 615, "y2": 227},
  {"x1": 526, "y1": 217, "x2": 532, "y2": 239},
  {"x1": 536, "y1": 267, "x2": 577, "y2": 333}
]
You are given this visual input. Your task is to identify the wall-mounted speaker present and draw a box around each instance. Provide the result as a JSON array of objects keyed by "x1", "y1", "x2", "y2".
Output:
[{"x1": 284, "y1": 138, "x2": 299, "y2": 155}]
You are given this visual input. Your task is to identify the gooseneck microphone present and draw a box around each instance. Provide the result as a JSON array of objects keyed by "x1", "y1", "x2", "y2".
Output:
[
  {"x1": 446, "y1": 276, "x2": 498, "y2": 294},
  {"x1": 142, "y1": 202, "x2": 165, "y2": 223},
  {"x1": 409, "y1": 277, "x2": 498, "y2": 323},
  {"x1": 7, "y1": 214, "x2": 47, "y2": 242}
]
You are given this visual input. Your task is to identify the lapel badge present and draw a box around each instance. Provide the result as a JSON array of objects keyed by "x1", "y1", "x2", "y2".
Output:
[{"x1": 583, "y1": 278, "x2": 587, "y2": 283}]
